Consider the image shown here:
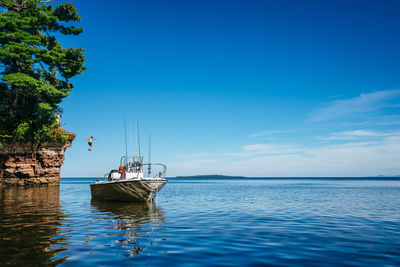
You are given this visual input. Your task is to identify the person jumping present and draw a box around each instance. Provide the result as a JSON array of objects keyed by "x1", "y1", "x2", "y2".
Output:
[{"x1": 86, "y1": 136, "x2": 95, "y2": 151}]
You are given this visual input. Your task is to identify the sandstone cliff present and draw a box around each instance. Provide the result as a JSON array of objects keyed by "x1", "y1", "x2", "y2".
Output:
[{"x1": 0, "y1": 133, "x2": 76, "y2": 186}]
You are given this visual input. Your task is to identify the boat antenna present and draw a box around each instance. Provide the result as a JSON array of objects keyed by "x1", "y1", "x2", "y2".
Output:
[
  {"x1": 130, "y1": 120, "x2": 133, "y2": 159},
  {"x1": 124, "y1": 114, "x2": 128, "y2": 158},
  {"x1": 148, "y1": 132, "x2": 151, "y2": 177},
  {"x1": 137, "y1": 120, "x2": 141, "y2": 160}
]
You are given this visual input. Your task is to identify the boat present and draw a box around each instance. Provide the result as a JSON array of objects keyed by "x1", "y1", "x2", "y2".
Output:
[{"x1": 90, "y1": 155, "x2": 167, "y2": 202}]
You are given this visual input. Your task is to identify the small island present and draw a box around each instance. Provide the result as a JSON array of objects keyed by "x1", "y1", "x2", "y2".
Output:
[{"x1": 175, "y1": 175, "x2": 246, "y2": 178}]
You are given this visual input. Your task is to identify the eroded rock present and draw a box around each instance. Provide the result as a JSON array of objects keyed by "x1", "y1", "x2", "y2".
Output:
[{"x1": 0, "y1": 133, "x2": 75, "y2": 186}]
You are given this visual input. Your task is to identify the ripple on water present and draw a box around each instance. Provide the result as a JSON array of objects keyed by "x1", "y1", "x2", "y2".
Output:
[{"x1": 1, "y1": 178, "x2": 400, "y2": 266}]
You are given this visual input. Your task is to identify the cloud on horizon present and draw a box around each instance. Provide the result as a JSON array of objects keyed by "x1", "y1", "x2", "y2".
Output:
[
  {"x1": 171, "y1": 131, "x2": 400, "y2": 177},
  {"x1": 169, "y1": 91, "x2": 400, "y2": 177}
]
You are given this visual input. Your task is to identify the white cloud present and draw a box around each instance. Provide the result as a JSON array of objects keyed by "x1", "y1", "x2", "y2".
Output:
[
  {"x1": 309, "y1": 90, "x2": 400, "y2": 122},
  {"x1": 250, "y1": 129, "x2": 297, "y2": 137},
  {"x1": 181, "y1": 152, "x2": 224, "y2": 159},
  {"x1": 230, "y1": 143, "x2": 305, "y2": 156},
  {"x1": 171, "y1": 133, "x2": 400, "y2": 177},
  {"x1": 317, "y1": 130, "x2": 400, "y2": 140}
]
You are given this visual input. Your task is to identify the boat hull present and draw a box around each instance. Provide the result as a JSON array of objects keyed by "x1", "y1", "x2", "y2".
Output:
[{"x1": 90, "y1": 179, "x2": 167, "y2": 202}]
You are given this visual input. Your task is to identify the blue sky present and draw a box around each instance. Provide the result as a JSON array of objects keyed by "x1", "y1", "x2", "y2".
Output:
[{"x1": 59, "y1": 0, "x2": 400, "y2": 177}]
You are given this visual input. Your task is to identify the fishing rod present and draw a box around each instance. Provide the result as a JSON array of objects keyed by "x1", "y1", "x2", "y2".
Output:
[
  {"x1": 148, "y1": 132, "x2": 151, "y2": 177},
  {"x1": 124, "y1": 114, "x2": 128, "y2": 158}
]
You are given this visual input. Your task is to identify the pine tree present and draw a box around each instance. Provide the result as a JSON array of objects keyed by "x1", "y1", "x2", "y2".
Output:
[{"x1": 0, "y1": 0, "x2": 86, "y2": 144}]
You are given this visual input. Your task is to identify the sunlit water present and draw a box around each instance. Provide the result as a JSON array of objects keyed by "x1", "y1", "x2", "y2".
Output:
[{"x1": 1, "y1": 178, "x2": 400, "y2": 266}]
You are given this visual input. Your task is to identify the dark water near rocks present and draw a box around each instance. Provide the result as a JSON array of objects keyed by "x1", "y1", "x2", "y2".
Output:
[{"x1": 1, "y1": 178, "x2": 400, "y2": 266}]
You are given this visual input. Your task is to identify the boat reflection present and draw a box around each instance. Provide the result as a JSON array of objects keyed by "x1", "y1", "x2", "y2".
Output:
[
  {"x1": 91, "y1": 200, "x2": 165, "y2": 257},
  {"x1": 0, "y1": 186, "x2": 67, "y2": 266}
]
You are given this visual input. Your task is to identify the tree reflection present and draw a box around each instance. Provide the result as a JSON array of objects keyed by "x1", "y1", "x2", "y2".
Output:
[
  {"x1": 91, "y1": 200, "x2": 165, "y2": 257},
  {"x1": 0, "y1": 186, "x2": 67, "y2": 266}
]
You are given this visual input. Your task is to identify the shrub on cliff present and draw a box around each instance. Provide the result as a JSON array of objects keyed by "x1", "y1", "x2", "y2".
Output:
[{"x1": 0, "y1": 0, "x2": 86, "y2": 144}]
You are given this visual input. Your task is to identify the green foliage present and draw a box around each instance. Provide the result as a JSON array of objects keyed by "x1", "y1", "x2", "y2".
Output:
[
  {"x1": 33, "y1": 122, "x2": 69, "y2": 144},
  {"x1": 0, "y1": 0, "x2": 86, "y2": 144}
]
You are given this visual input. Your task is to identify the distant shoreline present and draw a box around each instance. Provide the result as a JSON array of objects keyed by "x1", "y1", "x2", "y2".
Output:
[
  {"x1": 62, "y1": 176, "x2": 400, "y2": 179},
  {"x1": 175, "y1": 175, "x2": 246, "y2": 178},
  {"x1": 171, "y1": 177, "x2": 400, "y2": 180}
]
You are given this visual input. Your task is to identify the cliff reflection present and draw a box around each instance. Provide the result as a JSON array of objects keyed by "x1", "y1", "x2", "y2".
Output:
[
  {"x1": 0, "y1": 186, "x2": 67, "y2": 266},
  {"x1": 91, "y1": 200, "x2": 165, "y2": 257}
]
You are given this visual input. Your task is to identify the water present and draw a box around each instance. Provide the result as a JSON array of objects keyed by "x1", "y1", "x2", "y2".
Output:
[{"x1": 1, "y1": 178, "x2": 400, "y2": 266}]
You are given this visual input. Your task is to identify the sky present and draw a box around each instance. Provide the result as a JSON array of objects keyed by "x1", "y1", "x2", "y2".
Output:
[{"x1": 59, "y1": 0, "x2": 400, "y2": 177}]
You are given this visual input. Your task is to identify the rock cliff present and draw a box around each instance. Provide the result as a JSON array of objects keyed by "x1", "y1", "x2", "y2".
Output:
[{"x1": 0, "y1": 133, "x2": 76, "y2": 186}]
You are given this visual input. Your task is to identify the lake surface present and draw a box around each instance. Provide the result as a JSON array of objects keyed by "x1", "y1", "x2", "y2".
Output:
[{"x1": 0, "y1": 178, "x2": 400, "y2": 266}]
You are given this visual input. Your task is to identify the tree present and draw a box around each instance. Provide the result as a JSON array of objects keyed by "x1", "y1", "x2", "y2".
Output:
[{"x1": 0, "y1": 0, "x2": 86, "y2": 144}]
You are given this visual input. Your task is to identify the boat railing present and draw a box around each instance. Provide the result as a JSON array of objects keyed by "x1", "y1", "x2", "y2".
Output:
[
  {"x1": 142, "y1": 163, "x2": 167, "y2": 179},
  {"x1": 102, "y1": 163, "x2": 166, "y2": 181}
]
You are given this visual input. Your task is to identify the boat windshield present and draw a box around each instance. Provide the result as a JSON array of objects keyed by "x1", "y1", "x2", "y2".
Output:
[{"x1": 120, "y1": 156, "x2": 143, "y2": 168}]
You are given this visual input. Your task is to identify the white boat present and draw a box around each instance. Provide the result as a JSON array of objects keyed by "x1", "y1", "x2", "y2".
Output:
[{"x1": 90, "y1": 155, "x2": 167, "y2": 202}]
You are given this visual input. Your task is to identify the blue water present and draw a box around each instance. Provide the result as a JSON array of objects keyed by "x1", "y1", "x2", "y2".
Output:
[{"x1": 1, "y1": 178, "x2": 400, "y2": 266}]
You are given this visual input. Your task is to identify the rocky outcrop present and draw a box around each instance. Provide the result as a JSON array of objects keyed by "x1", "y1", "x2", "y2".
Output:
[{"x1": 0, "y1": 133, "x2": 75, "y2": 186}]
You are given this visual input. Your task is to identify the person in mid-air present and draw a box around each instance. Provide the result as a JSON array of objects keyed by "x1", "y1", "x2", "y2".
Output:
[{"x1": 86, "y1": 136, "x2": 95, "y2": 151}]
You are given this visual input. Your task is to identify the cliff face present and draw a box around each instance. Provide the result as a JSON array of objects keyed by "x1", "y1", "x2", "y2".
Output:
[{"x1": 0, "y1": 133, "x2": 75, "y2": 186}]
